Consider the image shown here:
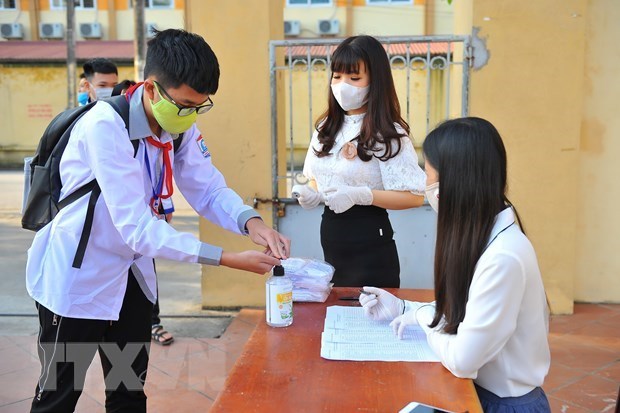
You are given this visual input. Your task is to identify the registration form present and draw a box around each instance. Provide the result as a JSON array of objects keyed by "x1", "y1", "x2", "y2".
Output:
[{"x1": 320, "y1": 306, "x2": 440, "y2": 362}]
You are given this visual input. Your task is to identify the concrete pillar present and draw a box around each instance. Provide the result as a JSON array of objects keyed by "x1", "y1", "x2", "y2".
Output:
[
  {"x1": 454, "y1": 0, "x2": 587, "y2": 313},
  {"x1": 186, "y1": 0, "x2": 284, "y2": 308}
]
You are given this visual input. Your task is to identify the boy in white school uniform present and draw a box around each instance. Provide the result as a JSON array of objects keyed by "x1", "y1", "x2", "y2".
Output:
[{"x1": 26, "y1": 29, "x2": 290, "y2": 413}]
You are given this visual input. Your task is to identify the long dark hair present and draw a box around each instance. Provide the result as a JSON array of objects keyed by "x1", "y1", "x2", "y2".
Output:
[
  {"x1": 314, "y1": 35, "x2": 409, "y2": 161},
  {"x1": 423, "y1": 117, "x2": 525, "y2": 334}
]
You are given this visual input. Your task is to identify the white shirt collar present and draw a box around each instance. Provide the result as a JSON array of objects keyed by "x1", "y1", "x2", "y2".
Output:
[
  {"x1": 486, "y1": 207, "x2": 517, "y2": 249},
  {"x1": 128, "y1": 84, "x2": 156, "y2": 141}
]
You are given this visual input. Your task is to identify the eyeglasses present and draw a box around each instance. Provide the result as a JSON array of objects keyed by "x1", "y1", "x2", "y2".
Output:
[{"x1": 153, "y1": 80, "x2": 214, "y2": 117}]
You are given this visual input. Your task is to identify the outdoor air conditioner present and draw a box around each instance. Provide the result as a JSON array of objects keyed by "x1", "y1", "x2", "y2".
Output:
[
  {"x1": 39, "y1": 23, "x2": 64, "y2": 40},
  {"x1": 284, "y1": 20, "x2": 301, "y2": 36},
  {"x1": 317, "y1": 19, "x2": 339, "y2": 35},
  {"x1": 79, "y1": 22, "x2": 102, "y2": 39},
  {"x1": 0, "y1": 23, "x2": 23, "y2": 40},
  {"x1": 145, "y1": 22, "x2": 157, "y2": 38}
]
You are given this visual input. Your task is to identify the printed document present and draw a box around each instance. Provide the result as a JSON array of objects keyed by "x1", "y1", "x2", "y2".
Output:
[{"x1": 320, "y1": 306, "x2": 440, "y2": 362}]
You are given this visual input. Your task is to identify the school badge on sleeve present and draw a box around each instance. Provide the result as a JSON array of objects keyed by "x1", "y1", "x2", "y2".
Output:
[{"x1": 196, "y1": 135, "x2": 211, "y2": 158}]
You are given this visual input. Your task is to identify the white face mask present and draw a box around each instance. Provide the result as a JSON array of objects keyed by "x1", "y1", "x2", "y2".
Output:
[
  {"x1": 331, "y1": 82, "x2": 369, "y2": 112},
  {"x1": 95, "y1": 87, "x2": 113, "y2": 100},
  {"x1": 425, "y1": 182, "x2": 439, "y2": 213}
]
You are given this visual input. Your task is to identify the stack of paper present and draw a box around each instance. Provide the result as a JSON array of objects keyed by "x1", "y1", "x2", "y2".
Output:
[
  {"x1": 321, "y1": 306, "x2": 440, "y2": 362},
  {"x1": 281, "y1": 258, "x2": 334, "y2": 302}
]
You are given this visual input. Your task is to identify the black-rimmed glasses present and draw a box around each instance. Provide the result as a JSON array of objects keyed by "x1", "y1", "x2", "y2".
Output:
[{"x1": 153, "y1": 80, "x2": 214, "y2": 116}]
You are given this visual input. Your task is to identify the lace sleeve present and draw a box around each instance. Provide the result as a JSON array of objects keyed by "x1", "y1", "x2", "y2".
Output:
[
  {"x1": 302, "y1": 130, "x2": 320, "y2": 180},
  {"x1": 378, "y1": 135, "x2": 426, "y2": 195}
]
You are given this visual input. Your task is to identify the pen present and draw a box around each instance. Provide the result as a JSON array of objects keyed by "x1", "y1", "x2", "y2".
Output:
[
  {"x1": 338, "y1": 289, "x2": 373, "y2": 301},
  {"x1": 338, "y1": 296, "x2": 360, "y2": 301}
]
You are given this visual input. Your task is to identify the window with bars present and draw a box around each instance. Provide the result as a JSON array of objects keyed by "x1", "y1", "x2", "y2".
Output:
[
  {"x1": 50, "y1": 0, "x2": 96, "y2": 9},
  {"x1": 287, "y1": 0, "x2": 332, "y2": 6},
  {"x1": 0, "y1": 0, "x2": 17, "y2": 9}
]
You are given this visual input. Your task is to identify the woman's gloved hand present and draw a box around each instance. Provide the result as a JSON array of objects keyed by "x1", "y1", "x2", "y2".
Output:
[
  {"x1": 359, "y1": 286, "x2": 403, "y2": 321},
  {"x1": 390, "y1": 303, "x2": 436, "y2": 339},
  {"x1": 292, "y1": 184, "x2": 323, "y2": 209},
  {"x1": 323, "y1": 185, "x2": 373, "y2": 214}
]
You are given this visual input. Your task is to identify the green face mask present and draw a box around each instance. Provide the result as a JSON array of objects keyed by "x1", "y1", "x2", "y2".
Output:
[{"x1": 150, "y1": 90, "x2": 197, "y2": 134}]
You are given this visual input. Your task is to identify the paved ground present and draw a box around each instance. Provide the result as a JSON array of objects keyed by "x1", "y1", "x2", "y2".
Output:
[
  {"x1": 1, "y1": 172, "x2": 619, "y2": 412},
  {"x1": 0, "y1": 170, "x2": 233, "y2": 338}
]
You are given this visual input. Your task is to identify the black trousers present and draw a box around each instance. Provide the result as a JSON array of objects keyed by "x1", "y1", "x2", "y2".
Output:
[
  {"x1": 31, "y1": 271, "x2": 152, "y2": 413},
  {"x1": 321, "y1": 205, "x2": 400, "y2": 288},
  {"x1": 151, "y1": 260, "x2": 160, "y2": 327}
]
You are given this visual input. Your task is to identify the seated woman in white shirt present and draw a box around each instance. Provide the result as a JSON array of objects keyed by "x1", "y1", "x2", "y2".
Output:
[{"x1": 360, "y1": 117, "x2": 551, "y2": 412}]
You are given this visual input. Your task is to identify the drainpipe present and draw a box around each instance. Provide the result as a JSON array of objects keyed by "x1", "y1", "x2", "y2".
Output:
[
  {"x1": 184, "y1": 0, "x2": 192, "y2": 31},
  {"x1": 424, "y1": 0, "x2": 435, "y2": 35},
  {"x1": 108, "y1": 0, "x2": 117, "y2": 40},
  {"x1": 67, "y1": 0, "x2": 77, "y2": 109},
  {"x1": 134, "y1": 0, "x2": 146, "y2": 81},
  {"x1": 28, "y1": 0, "x2": 40, "y2": 40},
  {"x1": 345, "y1": 0, "x2": 353, "y2": 37}
]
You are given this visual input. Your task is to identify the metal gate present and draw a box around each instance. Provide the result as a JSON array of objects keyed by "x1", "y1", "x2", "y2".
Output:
[{"x1": 265, "y1": 35, "x2": 473, "y2": 288}]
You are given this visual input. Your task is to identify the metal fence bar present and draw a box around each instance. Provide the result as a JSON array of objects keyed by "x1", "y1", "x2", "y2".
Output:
[
  {"x1": 405, "y1": 42, "x2": 411, "y2": 129},
  {"x1": 288, "y1": 47, "x2": 295, "y2": 186},
  {"x1": 462, "y1": 36, "x2": 471, "y2": 117},
  {"x1": 446, "y1": 41, "x2": 452, "y2": 119},
  {"x1": 425, "y1": 42, "x2": 432, "y2": 135},
  {"x1": 269, "y1": 42, "x2": 279, "y2": 227}
]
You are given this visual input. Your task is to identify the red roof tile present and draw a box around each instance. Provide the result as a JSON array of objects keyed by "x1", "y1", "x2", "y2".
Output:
[
  {"x1": 0, "y1": 40, "x2": 135, "y2": 63},
  {"x1": 0, "y1": 40, "x2": 453, "y2": 64},
  {"x1": 284, "y1": 42, "x2": 453, "y2": 58}
]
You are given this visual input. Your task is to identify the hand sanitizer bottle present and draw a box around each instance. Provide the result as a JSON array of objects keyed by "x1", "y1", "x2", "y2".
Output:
[{"x1": 266, "y1": 265, "x2": 293, "y2": 327}]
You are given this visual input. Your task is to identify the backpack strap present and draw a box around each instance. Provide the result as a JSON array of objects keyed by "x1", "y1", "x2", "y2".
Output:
[
  {"x1": 69, "y1": 97, "x2": 130, "y2": 269},
  {"x1": 71, "y1": 182, "x2": 101, "y2": 268},
  {"x1": 106, "y1": 95, "x2": 130, "y2": 131},
  {"x1": 58, "y1": 179, "x2": 98, "y2": 211},
  {"x1": 70, "y1": 111, "x2": 185, "y2": 268},
  {"x1": 174, "y1": 133, "x2": 184, "y2": 152}
]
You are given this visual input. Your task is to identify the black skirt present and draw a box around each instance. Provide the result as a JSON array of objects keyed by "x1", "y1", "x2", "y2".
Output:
[{"x1": 320, "y1": 205, "x2": 400, "y2": 288}]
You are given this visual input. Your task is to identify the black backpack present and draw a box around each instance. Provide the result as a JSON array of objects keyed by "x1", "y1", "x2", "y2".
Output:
[{"x1": 22, "y1": 96, "x2": 183, "y2": 268}]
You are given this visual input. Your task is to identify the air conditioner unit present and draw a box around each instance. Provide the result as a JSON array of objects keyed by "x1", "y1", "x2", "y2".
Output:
[
  {"x1": 284, "y1": 20, "x2": 301, "y2": 36},
  {"x1": 1, "y1": 23, "x2": 23, "y2": 40},
  {"x1": 39, "y1": 23, "x2": 64, "y2": 40},
  {"x1": 317, "y1": 19, "x2": 339, "y2": 35},
  {"x1": 79, "y1": 22, "x2": 102, "y2": 39},
  {"x1": 145, "y1": 23, "x2": 157, "y2": 38}
]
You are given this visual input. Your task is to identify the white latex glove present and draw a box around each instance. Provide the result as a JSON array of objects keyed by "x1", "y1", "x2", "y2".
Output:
[
  {"x1": 292, "y1": 184, "x2": 323, "y2": 209},
  {"x1": 323, "y1": 185, "x2": 373, "y2": 214},
  {"x1": 390, "y1": 303, "x2": 436, "y2": 338},
  {"x1": 359, "y1": 286, "x2": 404, "y2": 321}
]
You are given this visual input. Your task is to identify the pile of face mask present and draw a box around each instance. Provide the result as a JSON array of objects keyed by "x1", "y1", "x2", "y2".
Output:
[{"x1": 281, "y1": 258, "x2": 334, "y2": 302}]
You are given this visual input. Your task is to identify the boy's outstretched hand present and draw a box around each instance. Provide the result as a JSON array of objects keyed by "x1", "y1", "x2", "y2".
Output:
[
  {"x1": 245, "y1": 217, "x2": 291, "y2": 259},
  {"x1": 220, "y1": 251, "x2": 281, "y2": 275}
]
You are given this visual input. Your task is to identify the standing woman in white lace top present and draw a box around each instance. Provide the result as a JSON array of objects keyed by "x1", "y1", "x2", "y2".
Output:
[{"x1": 294, "y1": 35, "x2": 426, "y2": 288}]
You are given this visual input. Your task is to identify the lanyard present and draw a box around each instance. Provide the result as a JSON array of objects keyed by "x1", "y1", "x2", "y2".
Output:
[{"x1": 144, "y1": 137, "x2": 174, "y2": 215}]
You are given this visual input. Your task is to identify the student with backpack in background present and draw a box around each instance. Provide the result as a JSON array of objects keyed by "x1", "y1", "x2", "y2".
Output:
[
  {"x1": 82, "y1": 57, "x2": 119, "y2": 102},
  {"x1": 26, "y1": 29, "x2": 290, "y2": 413},
  {"x1": 111, "y1": 79, "x2": 136, "y2": 98},
  {"x1": 77, "y1": 73, "x2": 89, "y2": 106}
]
